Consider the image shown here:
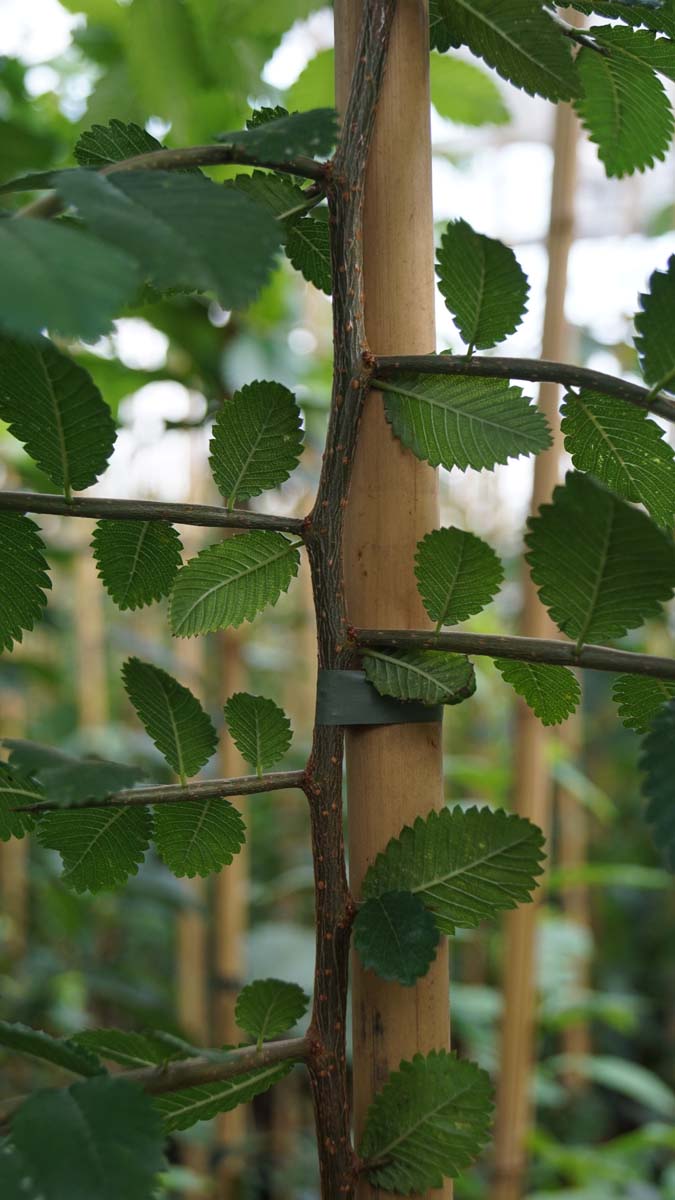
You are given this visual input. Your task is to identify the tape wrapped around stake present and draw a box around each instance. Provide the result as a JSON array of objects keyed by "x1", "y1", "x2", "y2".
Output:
[{"x1": 316, "y1": 669, "x2": 442, "y2": 726}]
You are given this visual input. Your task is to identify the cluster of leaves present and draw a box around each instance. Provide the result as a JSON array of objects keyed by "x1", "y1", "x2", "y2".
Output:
[
  {"x1": 430, "y1": 0, "x2": 675, "y2": 178},
  {"x1": 0, "y1": 671, "x2": 293, "y2": 891}
]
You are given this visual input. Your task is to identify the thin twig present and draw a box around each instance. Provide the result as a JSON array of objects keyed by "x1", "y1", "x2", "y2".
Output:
[
  {"x1": 0, "y1": 1037, "x2": 310, "y2": 1127},
  {"x1": 354, "y1": 629, "x2": 675, "y2": 680},
  {"x1": 373, "y1": 354, "x2": 675, "y2": 424},
  {"x1": 0, "y1": 491, "x2": 306, "y2": 536},
  {"x1": 18, "y1": 145, "x2": 327, "y2": 220},
  {"x1": 15, "y1": 771, "x2": 306, "y2": 814}
]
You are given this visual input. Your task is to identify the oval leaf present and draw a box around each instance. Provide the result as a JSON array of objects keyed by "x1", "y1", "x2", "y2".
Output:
[
  {"x1": 0, "y1": 513, "x2": 51, "y2": 653},
  {"x1": 436, "y1": 218, "x2": 529, "y2": 350},
  {"x1": 122, "y1": 657, "x2": 217, "y2": 782},
  {"x1": 223, "y1": 692, "x2": 293, "y2": 775},
  {"x1": 495, "y1": 660, "x2": 581, "y2": 726},
  {"x1": 354, "y1": 892, "x2": 440, "y2": 987},
  {"x1": 92, "y1": 519, "x2": 183, "y2": 610},
  {"x1": 154, "y1": 797, "x2": 245, "y2": 879},
  {"x1": 612, "y1": 674, "x2": 675, "y2": 733},
  {"x1": 415, "y1": 526, "x2": 503, "y2": 627},
  {"x1": 38, "y1": 805, "x2": 153, "y2": 893},
  {"x1": 235, "y1": 978, "x2": 309, "y2": 1047},
  {"x1": 209, "y1": 380, "x2": 303, "y2": 509},
  {"x1": 363, "y1": 649, "x2": 476, "y2": 706}
]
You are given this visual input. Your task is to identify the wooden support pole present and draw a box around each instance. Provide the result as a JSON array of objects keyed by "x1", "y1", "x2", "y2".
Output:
[
  {"x1": 335, "y1": 5, "x2": 450, "y2": 1197},
  {"x1": 492, "y1": 63, "x2": 582, "y2": 1200}
]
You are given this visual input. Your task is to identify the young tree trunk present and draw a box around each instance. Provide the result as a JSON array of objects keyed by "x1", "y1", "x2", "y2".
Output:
[
  {"x1": 335, "y1": 4, "x2": 450, "y2": 1196},
  {"x1": 492, "y1": 74, "x2": 581, "y2": 1200}
]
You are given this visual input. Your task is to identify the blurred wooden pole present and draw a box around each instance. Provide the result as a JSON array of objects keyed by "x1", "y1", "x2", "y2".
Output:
[
  {"x1": 492, "y1": 38, "x2": 582, "y2": 1200},
  {"x1": 558, "y1": 721, "x2": 592, "y2": 1084},
  {"x1": 0, "y1": 690, "x2": 29, "y2": 961},
  {"x1": 336, "y1": 6, "x2": 450, "y2": 1199},
  {"x1": 74, "y1": 522, "x2": 109, "y2": 732}
]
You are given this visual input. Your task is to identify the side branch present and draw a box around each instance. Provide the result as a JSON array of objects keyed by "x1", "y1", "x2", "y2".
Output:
[
  {"x1": 354, "y1": 629, "x2": 675, "y2": 680},
  {"x1": 0, "y1": 1037, "x2": 310, "y2": 1127},
  {"x1": 15, "y1": 771, "x2": 306, "y2": 814},
  {"x1": 19, "y1": 145, "x2": 326, "y2": 220},
  {"x1": 0, "y1": 491, "x2": 305, "y2": 536},
  {"x1": 374, "y1": 354, "x2": 675, "y2": 424}
]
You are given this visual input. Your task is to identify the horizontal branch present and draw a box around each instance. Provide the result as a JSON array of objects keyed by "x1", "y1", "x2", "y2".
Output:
[
  {"x1": 354, "y1": 629, "x2": 675, "y2": 680},
  {"x1": 0, "y1": 1037, "x2": 310, "y2": 1126},
  {"x1": 0, "y1": 491, "x2": 306, "y2": 536},
  {"x1": 373, "y1": 354, "x2": 675, "y2": 424},
  {"x1": 16, "y1": 770, "x2": 306, "y2": 814},
  {"x1": 19, "y1": 145, "x2": 326, "y2": 220}
]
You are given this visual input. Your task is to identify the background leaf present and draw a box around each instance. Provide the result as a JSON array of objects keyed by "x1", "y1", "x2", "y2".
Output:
[
  {"x1": 561, "y1": 388, "x2": 675, "y2": 529},
  {"x1": 361, "y1": 805, "x2": 545, "y2": 935},
  {"x1": 9, "y1": 1077, "x2": 165, "y2": 1200},
  {"x1": 380, "y1": 373, "x2": 551, "y2": 472},
  {"x1": 73, "y1": 1027, "x2": 190, "y2": 1069},
  {"x1": 0, "y1": 513, "x2": 51, "y2": 653},
  {"x1": 217, "y1": 108, "x2": 337, "y2": 157},
  {"x1": 154, "y1": 797, "x2": 245, "y2": 878},
  {"x1": 353, "y1": 892, "x2": 440, "y2": 987},
  {"x1": 495, "y1": 660, "x2": 581, "y2": 726},
  {"x1": 169, "y1": 532, "x2": 300, "y2": 637},
  {"x1": 75, "y1": 118, "x2": 163, "y2": 166},
  {"x1": 122, "y1": 657, "x2": 217, "y2": 781},
  {"x1": 0, "y1": 336, "x2": 117, "y2": 496},
  {"x1": 612, "y1": 675, "x2": 675, "y2": 733},
  {"x1": 430, "y1": 0, "x2": 578, "y2": 101},
  {"x1": 0, "y1": 216, "x2": 138, "y2": 340},
  {"x1": 235, "y1": 978, "x2": 309, "y2": 1047},
  {"x1": 363, "y1": 649, "x2": 476, "y2": 706},
  {"x1": 209, "y1": 380, "x2": 303, "y2": 508},
  {"x1": 525, "y1": 472, "x2": 675, "y2": 646},
  {"x1": 57, "y1": 169, "x2": 282, "y2": 311},
  {"x1": 574, "y1": 47, "x2": 673, "y2": 178},
  {"x1": 415, "y1": 526, "x2": 503, "y2": 627},
  {"x1": 0, "y1": 763, "x2": 39, "y2": 840},
  {"x1": 359, "y1": 1050, "x2": 493, "y2": 1193},
  {"x1": 430, "y1": 52, "x2": 510, "y2": 126},
  {"x1": 38, "y1": 805, "x2": 153, "y2": 893},
  {"x1": 640, "y1": 700, "x2": 675, "y2": 869},
  {"x1": 436, "y1": 218, "x2": 529, "y2": 349},
  {"x1": 223, "y1": 692, "x2": 292, "y2": 775},
  {"x1": 634, "y1": 253, "x2": 675, "y2": 393},
  {"x1": 92, "y1": 520, "x2": 183, "y2": 610}
]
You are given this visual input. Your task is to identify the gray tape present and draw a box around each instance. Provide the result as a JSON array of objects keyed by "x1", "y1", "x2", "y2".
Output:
[{"x1": 316, "y1": 669, "x2": 442, "y2": 726}]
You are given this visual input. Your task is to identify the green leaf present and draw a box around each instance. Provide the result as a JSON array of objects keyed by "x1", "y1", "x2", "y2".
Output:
[
  {"x1": 169, "y1": 531, "x2": 300, "y2": 637},
  {"x1": 549, "y1": 1053, "x2": 675, "y2": 1118},
  {"x1": 209, "y1": 380, "x2": 303, "y2": 509},
  {"x1": 11, "y1": 750, "x2": 146, "y2": 809},
  {"x1": 235, "y1": 978, "x2": 309, "y2": 1048},
  {"x1": 494, "y1": 660, "x2": 581, "y2": 726},
  {"x1": 561, "y1": 388, "x2": 675, "y2": 529},
  {"x1": 380, "y1": 373, "x2": 551, "y2": 472},
  {"x1": 38, "y1": 805, "x2": 153, "y2": 893},
  {"x1": 217, "y1": 108, "x2": 338, "y2": 158},
  {"x1": 430, "y1": 52, "x2": 510, "y2": 126},
  {"x1": 430, "y1": 0, "x2": 578, "y2": 101},
  {"x1": 10, "y1": 1076, "x2": 165, "y2": 1200},
  {"x1": 154, "y1": 797, "x2": 245, "y2": 878},
  {"x1": 359, "y1": 1050, "x2": 493, "y2": 1192},
  {"x1": 590, "y1": 24, "x2": 675, "y2": 82},
  {"x1": 574, "y1": 47, "x2": 673, "y2": 178},
  {"x1": 92, "y1": 520, "x2": 183, "y2": 610},
  {"x1": 0, "y1": 217, "x2": 138, "y2": 340},
  {"x1": 0, "y1": 513, "x2": 51, "y2": 653},
  {"x1": 225, "y1": 170, "x2": 309, "y2": 221},
  {"x1": 415, "y1": 526, "x2": 503, "y2": 627},
  {"x1": 287, "y1": 49, "x2": 334, "y2": 111},
  {"x1": 75, "y1": 118, "x2": 163, "y2": 166},
  {"x1": 362, "y1": 805, "x2": 545, "y2": 935},
  {"x1": 634, "y1": 254, "x2": 675, "y2": 393},
  {"x1": 363, "y1": 649, "x2": 476, "y2": 707},
  {"x1": 525, "y1": 472, "x2": 675, "y2": 646},
  {"x1": 0, "y1": 1020, "x2": 103, "y2": 1077},
  {"x1": 0, "y1": 336, "x2": 117, "y2": 497},
  {"x1": 640, "y1": 700, "x2": 675, "y2": 869},
  {"x1": 154, "y1": 1060, "x2": 295, "y2": 1132},
  {"x1": 56, "y1": 169, "x2": 281, "y2": 311},
  {"x1": 285, "y1": 210, "x2": 331, "y2": 294},
  {"x1": 122, "y1": 657, "x2": 217, "y2": 782},
  {"x1": 436, "y1": 219, "x2": 529, "y2": 350},
  {"x1": 73, "y1": 1027, "x2": 190, "y2": 1069},
  {"x1": 354, "y1": 892, "x2": 440, "y2": 987},
  {"x1": 223, "y1": 692, "x2": 292, "y2": 775},
  {"x1": 0, "y1": 763, "x2": 39, "y2": 840},
  {"x1": 612, "y1": 674, "x2": 675, "y2": 732},
  {"x1": 569, "y1": 1, "x2": 671, "y2": 27}
]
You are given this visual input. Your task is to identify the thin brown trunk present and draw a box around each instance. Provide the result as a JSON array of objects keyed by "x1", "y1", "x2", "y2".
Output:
[
  {"x1": 335, "y1": 5, "x2": 450, "y2": 1197},
  {"x1": 492, "y1": 56, "x2": 582, "y2": 1200}
]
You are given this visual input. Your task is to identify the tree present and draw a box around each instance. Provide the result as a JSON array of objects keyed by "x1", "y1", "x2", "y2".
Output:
[{"x1": 1, "y1": 1, "x2": 675, "y2": 1197}]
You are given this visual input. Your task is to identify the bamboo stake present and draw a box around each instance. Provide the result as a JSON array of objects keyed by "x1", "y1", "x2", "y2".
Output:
[
  {"x1": 492, "y1": 57, "x2": 582, "y2": 1200},
  {"x1": 335, "y1": 6, "x2": 449, "y2": 1198}
]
